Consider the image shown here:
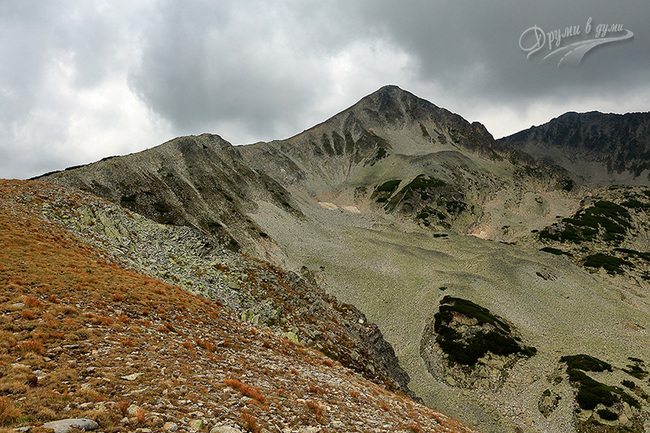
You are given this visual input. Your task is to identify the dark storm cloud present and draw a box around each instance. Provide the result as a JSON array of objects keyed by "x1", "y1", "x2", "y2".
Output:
[{"x1": 352, "y1": 0, "x2": 650, "y2": 106}]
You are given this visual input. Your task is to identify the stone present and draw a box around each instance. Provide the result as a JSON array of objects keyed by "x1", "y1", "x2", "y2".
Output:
[
  {"x1": 163, "y1": 422, "x2": 179, "y2": 431},
  {"x1": 42, "y1": 418, "x2": 99, "y2": 433},
  {"x1": 189, "y1": 419, "x2": 204, "y2": 430},
  {"x1": 127, "y1": 404, "x2": 143, "y2": 416},
  {"x1": 210, "y1": 425, "x2": 243, "y2": 433}
]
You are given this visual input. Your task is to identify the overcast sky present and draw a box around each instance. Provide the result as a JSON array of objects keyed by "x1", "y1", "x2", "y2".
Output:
[{"x1": 1, "y1": 0, "x2": 648, "y2": 179}]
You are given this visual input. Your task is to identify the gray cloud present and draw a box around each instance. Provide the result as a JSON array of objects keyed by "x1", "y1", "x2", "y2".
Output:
[
  {"x1": 353, "y1": 0, "x2": 650, "y2": 101},
  {"x1": 1, "y1": 0, "x2": 648, "y2": 179}
]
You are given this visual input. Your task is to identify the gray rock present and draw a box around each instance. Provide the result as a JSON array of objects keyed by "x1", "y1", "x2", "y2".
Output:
[
  {"x1": 210, "y1": 425, "x2": 243, "y2": 433},
  {"x1": 42, "y1": 418, "x2": 99, "y2": 433},
  {"x1": 121, "y1": 372, "x2": 144, "y2": 381},
  {"x1": 163, "y1": 422, "x2": 179, "y2": 431},
  {"x1": 189, "y1": 419, "x2": 203, "y2": 431}
]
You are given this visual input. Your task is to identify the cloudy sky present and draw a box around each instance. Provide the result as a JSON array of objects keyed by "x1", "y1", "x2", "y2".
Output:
[{"x1": 1, "y1": 0, "x2": 648, "y2": 179}]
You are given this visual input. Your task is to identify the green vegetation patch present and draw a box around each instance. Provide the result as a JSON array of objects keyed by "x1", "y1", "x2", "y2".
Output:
[
  {"x1": 597, "y1": 408, "x2": 619, "y2": 421},
  {"x1": 561, "y1": 354, "x2": 612, "y2": 373},
  {"x1": 433, "y1": 296, "x2": 536, "y2": 366},
  {"x1": 375, "y1": 179, "x2": 401, "y2": 193},
  {"x1": 621, "y1": 198, "x2": 650, "y2": 210},
  {"x1": 583, "y1": 253, "x2": 632, "y2": 274},
  {"x1": 540, "y1": 247, "x2": 572, "y2": 256},
  {"x1": 623, "y1": 358, "x2": 648, "y2": 380},
  {"x1": 622, "y1": 380, "x2": 636, "y2": 389},
  {"x1": 372, "y1": 179, "x2": 402, "y2": 204},
  {"x1": 539, "y1": 200, "x2": 632, "y2": 243},
  {"x1": 401, "y1": 174, "x2": 447, "y2": 201},
  {"x1": 560, "y1": 354, "x2": 638, "y2": 411},
  {"x1": 614, "y1": 248, "x2": 650, "y2": 262},
  {"x1": 153, "y1": 201, "x2": 171, "y2": 213},
  {"x1": 385, "y1": 174, "x2": 448, "y2": 211}
]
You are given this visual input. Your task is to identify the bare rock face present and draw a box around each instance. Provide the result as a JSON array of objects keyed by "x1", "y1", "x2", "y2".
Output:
[
  {"x1": 499, "y1": 111, "x2": 650, "y2": 186},
  {"x1": 37, "y1": 133, "x2": 301, "y2": 256}
]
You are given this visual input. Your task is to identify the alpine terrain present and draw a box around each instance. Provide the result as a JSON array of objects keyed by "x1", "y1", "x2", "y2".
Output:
[{"x1": 3, "y1": 85, "x2": 648, "y2": 432}]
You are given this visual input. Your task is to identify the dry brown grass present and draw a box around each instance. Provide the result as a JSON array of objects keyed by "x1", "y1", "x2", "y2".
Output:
[
  {"x1": 241, "y1": 410, "x2": 262, "y2": 433},
  {"x1": 0, "y1": 180, "x2": 479, "y2": 433},
  {"x1": 223, "y1": 379, "x2": 267, "y2": 405},
  {"x1": 0, "y1": 397, "x2": 21, "y2": 426},
  {"x1": 305, "y1": 400, "x2": 324, "y2": 421}
]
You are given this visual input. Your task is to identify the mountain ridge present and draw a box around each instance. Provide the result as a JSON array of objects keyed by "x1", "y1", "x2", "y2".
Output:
[
  {"x1": 499, "y1": 110, "x2": 650, "y2": 186},
  {"x1": 30, "y1": 86, "x2": 650, "y2": 433}
]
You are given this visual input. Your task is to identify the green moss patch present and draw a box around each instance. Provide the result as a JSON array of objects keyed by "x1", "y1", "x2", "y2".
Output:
[
  {"x1": 583, "y1": 253, "x2": 632, "y2": 274},
  {"x1": 539, "y1": 200, "x2": 632, "y2": 244},
  {"x1": 623, "y1": 358, "x2": 648, "y2": 380},
  {"x1": 560, "y1": 354, "x2": 638, "y2": 411},
  {"x1": 614, "y1": 248, "x2": 650, "y2": 262},
  {"x1": 540, "y1": 247, "x2": 572, "y2": 256},
  {"x1": 433, "y1": 296, "x2": 536, "y2": 366}
]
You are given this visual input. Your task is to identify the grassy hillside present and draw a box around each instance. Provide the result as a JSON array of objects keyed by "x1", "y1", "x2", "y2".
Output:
[{"x1": 0, "y1": 180, "x2": 477, "y2": 433}]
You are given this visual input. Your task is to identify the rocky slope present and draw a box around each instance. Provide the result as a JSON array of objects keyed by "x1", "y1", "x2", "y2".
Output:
[
  {"x1": 35, "y1": 86, "x2": 650, "y2": 432},
  {"x1": 0, "y1": 179, "x2": 478, "y2": 433},
  {"x1": 499, "y1": 111, "x2": 650, "y2": 186}
]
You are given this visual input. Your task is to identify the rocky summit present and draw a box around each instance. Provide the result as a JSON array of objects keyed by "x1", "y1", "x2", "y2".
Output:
[{"x1": 8, "y1": 85, "x2": 650, "y2": 432}]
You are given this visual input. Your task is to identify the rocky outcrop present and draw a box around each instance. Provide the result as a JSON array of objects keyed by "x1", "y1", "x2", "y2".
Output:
[
  {"x1": 27, "y1": 179, "x2": 415, "y2": 398},
  {"x1": 499, "y1": 111, "x2": 650, "y2": 185},
  {"x1": 420, "y1": 296, "x2": 536, "y2": 390}
]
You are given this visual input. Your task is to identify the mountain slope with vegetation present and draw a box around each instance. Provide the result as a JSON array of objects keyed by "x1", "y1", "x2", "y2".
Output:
[
  {"x1": 34, "y1": 86, "x2": 650, "y2": 432},
  {"x1": 0, "y1": 179, "x2": 479, "y2": 433}
]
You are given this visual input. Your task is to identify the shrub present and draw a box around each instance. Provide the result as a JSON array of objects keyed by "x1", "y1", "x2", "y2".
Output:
[
  {"x1": 224, "y1": 379, "x2": 267, "y2": 404},
  {"x1": 561, "y1": 354, "x2": 638, "y2": 411},
  {"x1": 560, "y1": 354, "x2": 612, "y2": 373},
  {"x1": 0, "y1": 397, "x2": 21, "y2": 426},
  {"x1": 375, "y1": 180, "x2": 401, "y2": 193},
  {"x1": 583, "y1": 253, "x2": 632, "y2": 274},
  {"x1": 540, "y1": 200, "x2": 632, "y2": 243},
  {"x1": 540, "y1": 247, "x2": 572, "y2": 256},
  {"x1": 622, "y1": 358, "x2": 648, "y2": 379},
  {"x1": 433, "y1": 297, "x2": 536, "y2": 366},
  {"x1": 621, "y1": 380, "x2": 635, "y2": 389},
  {"x1": 597, "y1": 408, "x2": 618, "y2": 421},
  {"x1": 152, "y1": 202, "x2": 170, "y2": 213}
]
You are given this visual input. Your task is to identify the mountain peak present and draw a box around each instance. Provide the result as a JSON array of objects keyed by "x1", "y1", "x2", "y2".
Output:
[{"x1": 356, "y1": 85, "x2": 437, "y2": 117}]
